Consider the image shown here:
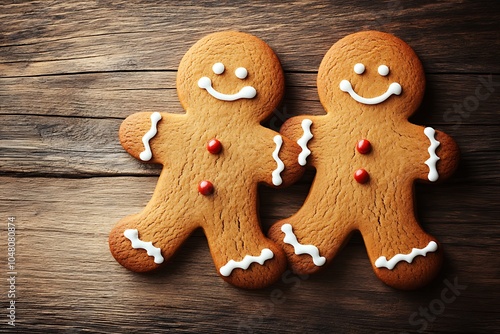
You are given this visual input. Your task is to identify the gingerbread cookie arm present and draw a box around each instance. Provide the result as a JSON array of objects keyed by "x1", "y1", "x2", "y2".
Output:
[
  {"x1": 280, "y1": 115, "x2": 323, "y2": 168},
  {"x1": 119, "y1": 112, "x2": 185, "y2": 165},
  {"x1": 255, "y1": 128, "x2": 304, "y2": 187},
  {"x1": 432, "y1": 129, "x2": 460, "y2": 180},
  {"x1": 413, "y1": 126, "x2": 460, "y2": 182}
]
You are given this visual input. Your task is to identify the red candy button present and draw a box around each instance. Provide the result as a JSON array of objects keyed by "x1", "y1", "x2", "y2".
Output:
[
  {"x1": 207, "y1": 138, "x2": 222, "y2": 154},
  {"x1": 356, "y1": 139, "x2": 372, "y2": 154},
  {"x1": 198, "y1": 180, "x2": 214, "y2": 195},
  {"x1": 354, "y1": 169, "x2": 370, "y2": 184}
]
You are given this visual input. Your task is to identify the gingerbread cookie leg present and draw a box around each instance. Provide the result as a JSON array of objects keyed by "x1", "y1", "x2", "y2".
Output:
[
  {"x1": 203, "y1": 205, "x2": 287, "y2": 289},
  {"x1": 109, "y1": 206, "x2": 197, "y2": 273},
  {"x1": 361, "y1": 196, "x2": 443, "y2": 290},
  {"x1": 268, "y1": 191, "x2": 354, "y2": 275}
]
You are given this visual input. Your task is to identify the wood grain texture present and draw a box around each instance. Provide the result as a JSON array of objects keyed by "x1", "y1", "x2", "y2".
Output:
[{"x1": 0, "y1": 0, "x2": 499, "y2": 333}]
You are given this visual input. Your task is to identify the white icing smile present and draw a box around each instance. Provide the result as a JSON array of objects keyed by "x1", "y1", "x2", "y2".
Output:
[
  {"x1": 339, "y1": 63, "x2": 402, "y2": 105},
  {"x1": 198, "y1": 62, "x2": 256, "y2": 101}
]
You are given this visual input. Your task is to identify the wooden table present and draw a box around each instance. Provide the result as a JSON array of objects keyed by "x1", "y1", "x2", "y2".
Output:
[{"x1": 1, "y1": 1, "x2": 499, "y2": 333}]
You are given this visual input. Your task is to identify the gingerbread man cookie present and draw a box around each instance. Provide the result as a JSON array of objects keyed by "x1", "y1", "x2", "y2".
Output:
[
  {"x1": 268, "y1": 31, "x2": 459, "y2": 290},
  {"x1": 109, "y1": 31, "x2": 303, "y2": 289}
]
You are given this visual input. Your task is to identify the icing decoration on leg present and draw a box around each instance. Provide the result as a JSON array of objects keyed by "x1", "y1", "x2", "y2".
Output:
[
  {"x1": 123, "y1": 229, "x2": 164, "y2": 264},
  {"x1": 281, "y1": 224, "x2": 326, "y2": 266},
  {"x1": 424, "y1": 127, "x2": 441, "y2": 182},
  {"x1": 139, "y1": 112, "x2": 162, "y2": 161},
  {"x1": 297, "y1": 119, "x2": 313, "y2": 166},
  {"x1": 219, "y1": 248, "x2": 274, "y2": 277},
  {"x1": 374, "y1": 241, "x2": 438, "y2": 270},
  {"x1": 271, "y1": 135, "x2": 285, "y2": 186}
]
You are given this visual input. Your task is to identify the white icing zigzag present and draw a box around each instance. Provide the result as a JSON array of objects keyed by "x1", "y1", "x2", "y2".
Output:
[
  {"x1": 219, "y1": 248, "x2": 274, "y2": 277},
  {"x1": 272, "y1": 135, "x2": 285, "y2": 186},
  {"x1": 297, "y1": 119, "x2": 313, "y2": 166},
  {"x1": 374, "y1": 241, "x2": 438, "y2": 270},
  {"x1": 139, "y1": 112, "x2": 162, "y2": 161},
  {"x1": 123, "y1": 229, "x2": 164, "y2": 264},
  {"x1": 281, "y1": 224, "x2": 326, "y2": 266},
  {"x1": 424, "y1": 127, "x2": 441, "y2": 182}
]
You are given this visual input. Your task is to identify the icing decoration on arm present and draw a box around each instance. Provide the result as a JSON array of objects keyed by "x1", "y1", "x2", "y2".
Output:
[
  {"x1": 123, "y1": 229, "x2": 164, "y2": 264},
  {"x1": 374, "y1": 241, "x2": 438, "y2": 270},
  {"x1": 339, "y1": 64, "x2": 401, "y2": 105},
  {"x1": 219, "y1": 248, "x2": 274, "y2": 277},
  {"x1": 198, "y1": 63, "x2": 256, "y2": 101},
  {"x1": 297, "y1": 119, "x2": 313, "y2": 166},
  {"x1": 424, "y1": 127, "x2": 441, "y2": 182},
  {"x1": 271, "y1": 135, "x2": 285, "y2": 186},
  {"x1": 281, "y1": 224, "x2": 326, "y2": 266},
  {"x1": 139, "y1": 112, "x2": 162, "y2": 161}
]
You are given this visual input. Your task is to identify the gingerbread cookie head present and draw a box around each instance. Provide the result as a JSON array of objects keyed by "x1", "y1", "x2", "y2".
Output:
[
  {"x1": 176, "y1": 31, "x2": 285, "y2": 122},
  {"x1": 317, "y1": 31, "x2": 425, "y2": 119}
]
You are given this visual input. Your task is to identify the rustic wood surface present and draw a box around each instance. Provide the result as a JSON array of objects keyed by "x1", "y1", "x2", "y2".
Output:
[{"x1": 1, "y1": 1, "x2": 499, "y2": 333}]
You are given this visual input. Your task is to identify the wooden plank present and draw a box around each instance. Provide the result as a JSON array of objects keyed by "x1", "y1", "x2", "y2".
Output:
[
  {"x1": 1, "y1": 73, "x2": 499, "y2": 124},
  {"x1": 0, "y1": 71, "x2": 180, "y2": 119},
  {"x1": 0, "y1": 175, "x2": 498, "y2": 333},
  {"x1": 0, "y1": 114, "x2": 498, "y2": 182},
  {"x1": 1, "y1": 1, "x2": 499, "y2": 77}
]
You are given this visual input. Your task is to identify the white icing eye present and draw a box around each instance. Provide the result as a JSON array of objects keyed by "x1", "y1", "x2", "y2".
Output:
[
  {"x1": 378, "y1": 65, "x2": 389, "y2": 76},
  {"x1": 353, "y1": 63, "x2": 365, "y2": 75},
  {"x1": 212, "y1": 62, "x2": 225, "y2": 75},
  {"x1": 235, "y1": 67, "x2": 248, "y2": 79}
]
